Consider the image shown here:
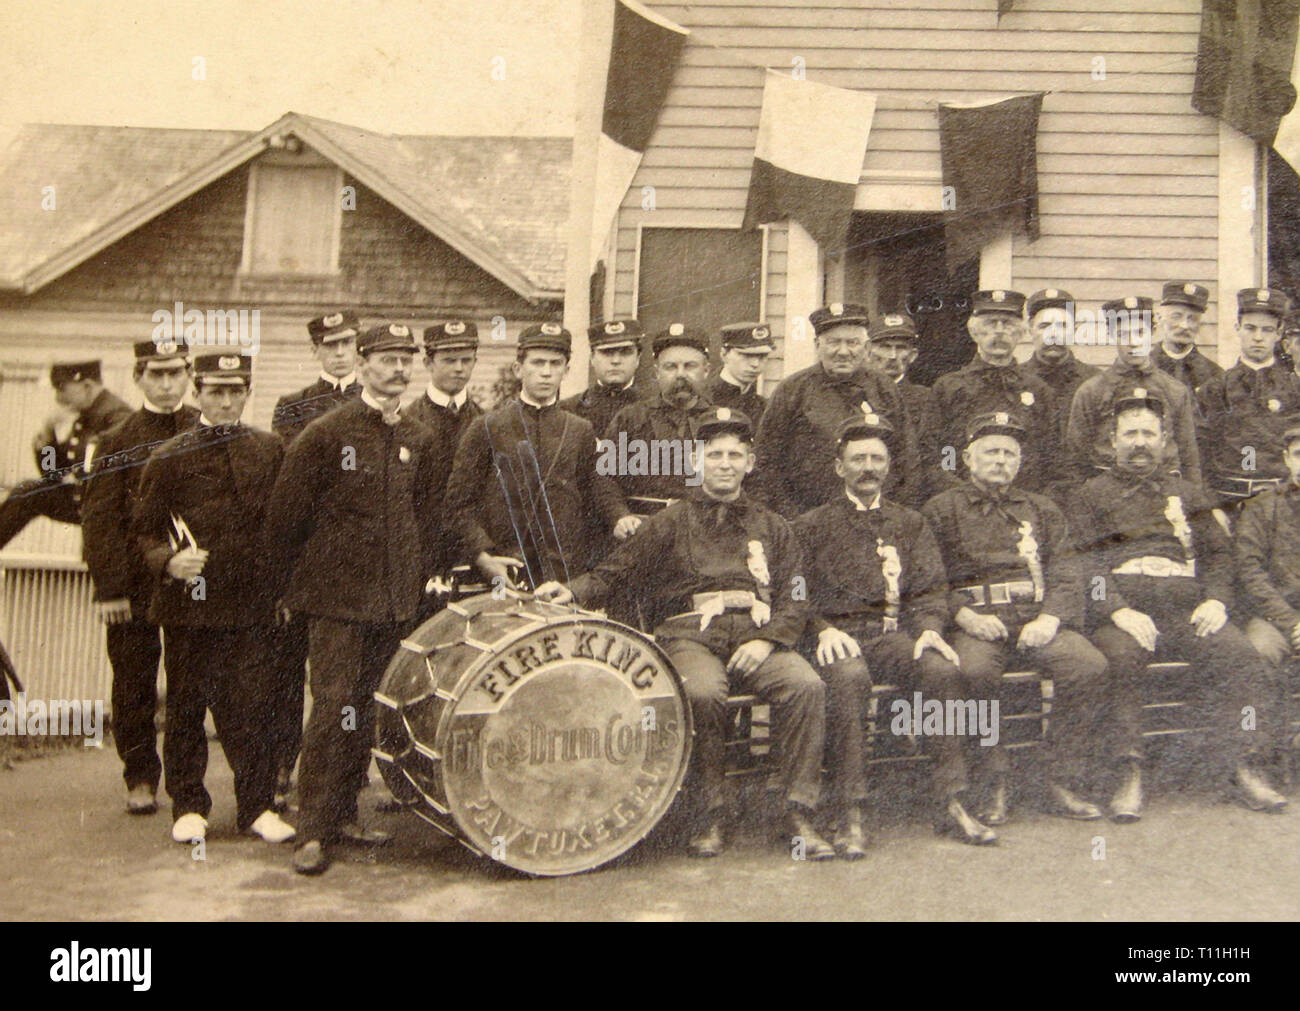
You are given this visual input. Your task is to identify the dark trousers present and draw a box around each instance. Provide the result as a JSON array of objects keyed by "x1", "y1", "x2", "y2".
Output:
[
  {"x1": 161, "y1": 625, "x2": 275, "y2": 830},
  {"x1": 267, "y1": 618, "x2": 308, "y2": 778},
  {"x1": 0, "y1": 479, "x2": 79, "y2": 549},
  {"x1": 950, "y1": 624, "x2": 1108, "y2": 794},
  {"x1": 661, "y1": 635, "x2": 824, "y2": 815},
  {"x1": 106, "y1": 608, "x2": 162, "y2": 790},
  {"x1": 296, "y1": 617, "x2": 405, "y2": 843},
  {"x1": 1090, "y1": 576, "x2": 1277, "y2": 775}
]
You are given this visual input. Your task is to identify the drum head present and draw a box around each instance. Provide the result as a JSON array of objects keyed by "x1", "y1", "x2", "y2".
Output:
[{"x1": 376, "y1": 594, "x2": 692, "y2": 876}]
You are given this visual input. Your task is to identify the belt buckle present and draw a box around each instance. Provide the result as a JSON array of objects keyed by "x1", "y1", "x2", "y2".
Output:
[{"x1": 988, "y1": 583, "x2": 1012, "y2": 606}]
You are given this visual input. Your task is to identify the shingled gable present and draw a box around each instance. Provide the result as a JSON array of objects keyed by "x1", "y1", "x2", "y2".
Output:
[{"x1": 0, "y1": 112, "x2": 569, "y2": 301}]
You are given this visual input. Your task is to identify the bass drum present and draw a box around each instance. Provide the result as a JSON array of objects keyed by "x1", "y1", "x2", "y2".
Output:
[{"x1": 373, "y1": 592, "x2": 692, "y2": 876}]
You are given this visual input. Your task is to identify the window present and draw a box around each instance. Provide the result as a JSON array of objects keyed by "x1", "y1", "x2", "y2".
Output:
[{"x1": 242, "y1": 157, "x2": 341, "y2": 276}]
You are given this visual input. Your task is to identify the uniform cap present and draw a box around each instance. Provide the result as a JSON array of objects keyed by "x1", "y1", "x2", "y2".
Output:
[{"x1": 307, "y1": 310, "x2": 361, "y2": 345}]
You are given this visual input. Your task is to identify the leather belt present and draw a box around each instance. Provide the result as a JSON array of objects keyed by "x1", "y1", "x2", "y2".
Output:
[
  {"x1": 1214, "y1": 476, "x2": 1282, "y2": 498},
  {"x1": 1111, "y1": 556, "x2": 1196, "y2": 578},
  {"x1": 690, "y1": 590, "x2": 756, "y2": 612},
  {"x1": 955, "y1": 580, "x2": 1036, "y2": 606}
]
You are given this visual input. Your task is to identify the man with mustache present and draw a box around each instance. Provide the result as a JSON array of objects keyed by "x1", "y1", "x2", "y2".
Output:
[
  {"x1": 1066, "y1": 296, "x2": 1203, "y2": 489},
  {"x1": 792, "y1": 412, "x2": 965, "y2": 856},
  {"x1": 1072, "y1": 387, "x2": 1287, "y2": 820},
  {"x1": 535, "y1": 407, "x2": 833, "y2": 860},
  {"x1": 922, "y1": 412, "x2": 1110, "y2": 834},
  {"x1": 1018, "y1": 288, "x2": 1100, "y2": 445},
  {"x1": 1151, "y1": 282, "x2": 1222, "y2": 394},
  {"x1": 931, "y1": 291, "x2": 1060, "y2": 494},
  {"x1": 602, "y1": 324, "x2": 717, "y2": 513},
  {"x1": 754, "y1": 302, "x2": 921, "y2": 515},
  {"x1": 867, "y1": 311, "x2": 950, "y2": 501},
  {"x1": 1197, "y1": 288, "x2": 1300, "y2": 509}
]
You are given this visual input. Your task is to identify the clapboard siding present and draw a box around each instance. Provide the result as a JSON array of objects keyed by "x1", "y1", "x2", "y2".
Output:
[{"x1": 615, "y1": 0, "x2": 1222, "y2": 360}]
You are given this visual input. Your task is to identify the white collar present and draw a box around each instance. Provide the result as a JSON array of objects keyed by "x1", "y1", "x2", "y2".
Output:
[
  {"x1": 597, "y1": 379, "x2": 635, "y2": 392},
  {"x1": 718, "y1": 368, "x2": 750, "y2": 392},
  {"x1": 143, "y1": 400, "x2": 185, "y2": 415},
  {"x1": 1240, "y1": 356, "x2": 1275, "y2": 372},
  {"x1": 845, "y1": 489, "x2": 881, "y2": 511},
  {"x1": 361, "y1": 389, "x2": 400, "y2": 416},
  {"x1": 426, "y1": 383, "x2": 468, "y2": 409},
  {"x1": 321, "y1": 371, "x2": 356, "y2": 390},
  {"x1": 1161, "y1": 342, "x2": 1194, "y2": 361},
  {"x1": 520, "y1": 390, "x2": 559, "y2": 409},
  {"x1": 197, "y1": 415, "x2": 222, "y2": 428},
  {"x1": 892, "y1": 373, "x2": 905, "y2": 385}
]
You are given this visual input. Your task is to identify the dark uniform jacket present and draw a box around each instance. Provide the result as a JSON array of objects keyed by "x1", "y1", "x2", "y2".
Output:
[
  {"x1": 568, "y1": 488, "x2": 808, "y2": 654},
  {"x1": 1020, "y1": 351, "x2": 1100, "y2": 441},
  {"x1": 37, "y1": 388, "x2": 133, "y2": 505},
  {"x1": 1152, "y1": 344, "x2": 1223, "y2": 394},
  {"x1": 896, "y1": 377, "x2": 952, "y2": 499},
  {"x1": 264, "y1": 399, "x2": 441, "y2": 624},
  {"x1": 404, "y1": 390, "x2": 483, "y2": 572},
  {"x1": 922, "y1": 480, "x2": 1081, "y2": 629},
  {"x1": 1196, "y1": 362, "x2": 1300, "y2": 487},
  {"x1": 1234, "y1": 481, "x2": 1300, "y2": 630},
  {"x1": 81, "y1": 405, "x2": 200, "y2": 605},
  {"x1": 443, "y1": 397, "x2": 627, "y2": 585},
  {"x1": 931, "y1": 357, "x2": 1059, "y2": 492},
  {"x1": 133, "y1": 422, "x2": 283, "y2": 627},
  {"x1": 1070, "y1": 469, "x2": 1232, "y2": 620},
  {"x1": 1065, "y1": 361, "x2": 1203, "y2": 488},
  {"x1": 705, "y1": 374, "x2": 767, "y2": 427},
  {"x1": 792, "y1": 494, "x2": 948, "y2": 636},
  {"x1": 560, "y1": 381, "x2": 643, "y2": 439},
  {"x1": 602, "y1": 395, "x2": 717, "y2": 502},
  {"x1": 271, "y1": 376, "x2": 361, "y2": 444},
  {"x1": 753, "y1": 363, "x2": 921, "y2": 515}
]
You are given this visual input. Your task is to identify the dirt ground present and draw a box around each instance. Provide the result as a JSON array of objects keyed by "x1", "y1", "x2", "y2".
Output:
[{"x1": 2, "y1": 739, "x2": 1297, "y2": 922}]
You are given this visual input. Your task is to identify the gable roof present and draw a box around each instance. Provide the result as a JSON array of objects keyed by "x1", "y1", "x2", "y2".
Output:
[{"x1": 0, "y1": 112, "x2": 570, "y2": 300}]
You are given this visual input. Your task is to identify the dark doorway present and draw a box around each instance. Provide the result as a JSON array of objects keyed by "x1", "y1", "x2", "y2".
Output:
[{"x1": 844, "y1": 212, "x2": 980, "y2": 387}]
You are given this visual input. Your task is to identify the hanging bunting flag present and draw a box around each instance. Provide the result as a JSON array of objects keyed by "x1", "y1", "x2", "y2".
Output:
[
  {"x1": 937, "y1": 93, "x2": 1044, "y2": 271},
  {"x1": 742, "y1": 70, "x2": 878, "y2": 250},
  {"x1": 1192, "y1": 0, "x2": 1298, "y2": 146}
]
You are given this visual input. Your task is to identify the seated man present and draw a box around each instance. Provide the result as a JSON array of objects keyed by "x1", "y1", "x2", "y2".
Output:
[
  {"x1": 1232, "y1": 422, "x2": 1300, "y2": 779},
  {"x1": 922, "y1": 413, "x2": 1110, "y2": 830},
  {"x1": 536, "y1": 408, "x2": 833, "y2": 860},
  {"x1": 1073, "y1": 388, "x2": 1287, "y2": 819},
  {"x1": 793, "y1": 413, "x2": 979, "y2": 852}
]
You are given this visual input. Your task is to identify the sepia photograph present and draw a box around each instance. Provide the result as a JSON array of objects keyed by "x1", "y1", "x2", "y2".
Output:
[{"x1": 0, "y1": 0, "x2": 1296, "y2": 962}]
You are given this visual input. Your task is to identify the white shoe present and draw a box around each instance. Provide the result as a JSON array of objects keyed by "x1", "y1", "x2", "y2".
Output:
[
  {"x1": 171, "y1": 813, "x2": 207, "y2": 843},
  {"x1": 249, "y1": 809, "x2": 297, "y2": 844}
]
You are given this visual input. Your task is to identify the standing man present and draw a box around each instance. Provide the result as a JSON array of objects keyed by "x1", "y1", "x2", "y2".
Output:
[
  {"x1": 0, "y1": 360, "x2": 130, "y2": 550},
  {"x1": 792, "y1": 414, "x2": 968, "y2": 854},
  {"x1": 535, "y1": 408, "x2": 833, "y2": 860},
  {"x1": 603, "y1": 324, "x2": 716, "y2": 510},
  {"x1": 1066, "y1": 296, "x2": 1203, "y2": 489},
  {"x1": 132, "y1": 352, "x2": 295, "y2": 846},
  {"x1": 868, "y1": 311, "x2": 950, "y2": 501},
  {"x1": 922, "y1": 412, "x2": 1110, "y2": 830},
  {"x1": 1234, "y1": 423, "x2": 1300, "y2": 781},
  {"x1": 407, "y1": 319, "x2": 485, "y2": 583},
  {"x1": 1151, "y1": 282, "x2": 1222, "y2": 394},
  {"x1": 560, "y1": 318, "x2": 645, "y2": 436},
  {"x1": 266, "y1": 323, "x2": 443, "y2": 874},
  {"x1": 931, "y1": 291, "x2": 1059, "y2": 494},
  {"x1": 1018, "y1": 288, "x2": 1100, "y2": 442},
  {"x1": 1197, "y1": 288, "x2": 1300, "y2": 508},
  {"x1": 266, "y1": 310, "x2": 362, "y2": 809},
  {"x1": 81, "y1": 339, "x2": 198, "y2": 815},
  {"x1": 271, "y1": 311, "x2": 362, "y2": 444},
  {"x1": 1073, "y1": 389, "x2": 1287, "y2": 819},
  {"x1": 707, "y1": 322, "x2": 773, "y2": 425},
  {"x1": 754, "y1": 302, "x2": 921, "y2": 515},
  {"x1": 443, "y1": 322, "x2": 631, "y2": 592}
]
